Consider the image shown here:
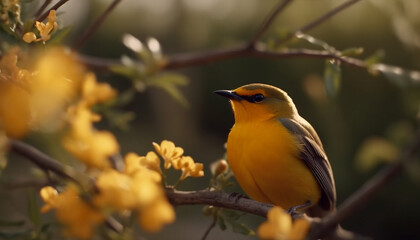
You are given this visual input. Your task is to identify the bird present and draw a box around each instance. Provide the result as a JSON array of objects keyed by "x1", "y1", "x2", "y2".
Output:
[{"x1": 215, "y1": 83, "x2": 336, "y2": 217}]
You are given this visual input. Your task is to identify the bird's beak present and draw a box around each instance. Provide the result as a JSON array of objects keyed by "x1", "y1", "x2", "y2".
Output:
[{"x1": 214, "y1": 90, "x2": 243, "y2": 101}]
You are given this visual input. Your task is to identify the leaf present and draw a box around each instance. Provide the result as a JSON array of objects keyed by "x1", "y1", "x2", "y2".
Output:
[
  {"x1": 217, "y1": 217, "x2": 227, "y2": 231},
  {"x1": 48, "y1": 26, "x2": 72, "y2": 45},
  {"x1": 110, "y1": 64, "x2": 141, "y2": 79},
  {"x1": 364, "y1": 49, "x2": 385, "y2": 67},
  {"x1": 355, "y1": 137, "x2": 398, "y2": 172},
  {"x1": 147, "y1": 73, "x2": 189, "y2": 107},
  {"x1": 226, "y1": 220, "x2": 255, "y2": 236},
  {"x1": 341, "y1": 47, "x2": 364, "y2": 57},
  {"x1": 323, "y1": 59, "x2": 341, "y2": 97},
  {"x1": 28, "y1": 190, "x2": 40, "y2": 227},
  {"x1": 370, "y1": 63, "x2": 420, "y2": 87}
]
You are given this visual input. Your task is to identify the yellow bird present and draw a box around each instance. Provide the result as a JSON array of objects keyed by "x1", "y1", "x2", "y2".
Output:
[{"x1": 215, "y1": 83, "x2": 336, "y2": 217}]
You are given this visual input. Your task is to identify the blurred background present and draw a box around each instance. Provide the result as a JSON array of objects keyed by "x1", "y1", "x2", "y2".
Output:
[{"x1": 2, "y1": 0, "x2": 420, "y2": 239}]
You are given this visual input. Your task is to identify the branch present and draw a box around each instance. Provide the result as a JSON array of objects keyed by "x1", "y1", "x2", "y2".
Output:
[
  {"x1": 248, "y1": 0, "x2": 293, "y2": 46},
  {"x1": 34, "y1": 0, "x2": 53, "y2": 20},
  {"x1": 284, "y1": 0, "x2": 363, "y2": 43},
  {"x1": 8, "y1": 140, "x2": 77, "y2": 183},
  {"x1": 37, "y1": 0, "x2": 72, "y2": 22},
  {"x1": 166, "y1": 188, "x2": 273, "y2": 218},
  {"x1": 78, "y1": 0, "x2": 365, "y2": 71},
  {"x1": 73, "y1": 0, "x2": 123, "y2": 50},
  {"x1": 309, "y1": 131, "x2": 420, "y2": 239}
]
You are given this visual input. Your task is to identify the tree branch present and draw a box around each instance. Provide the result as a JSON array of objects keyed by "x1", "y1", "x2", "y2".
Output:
[
  {"x1": 34, "y1": 0, "x2": 53, "y2": 20},
  {"x1": 166, "y1": 188, "x2": 272, "y2": 218},
  {"x1": 77, "y1": 0, "x2": 366, "y2": 71},
  {"x1": 8, "y1": 139, "x2": 77, "y2": 183},
  {"x1": 284, "y1": 0, "x2": 363, "y2": 43},
  {"x1": 73, "y1": 0, "x2": 123, "y2": 50},
  {"x1": 37, "y1": 0, "x2": 72, "y2": 22},
  {"x1": 309, "y1": 131, "x2": 420, "y2": 239}
]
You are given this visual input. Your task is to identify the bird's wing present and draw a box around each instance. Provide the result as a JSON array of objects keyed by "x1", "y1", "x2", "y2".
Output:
[{"x1": 279, "y1": 118, "x2": 336, "y2": 211}]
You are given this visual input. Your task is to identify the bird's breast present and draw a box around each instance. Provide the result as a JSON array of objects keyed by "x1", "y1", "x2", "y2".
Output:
[{"x1": 226, "y1": 119, "x2": 321, "y2": 209}]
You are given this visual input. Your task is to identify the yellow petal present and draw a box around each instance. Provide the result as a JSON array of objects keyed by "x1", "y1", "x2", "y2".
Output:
[{"x1": 23, "y1": 32, "x2": 37, "y2": 43}]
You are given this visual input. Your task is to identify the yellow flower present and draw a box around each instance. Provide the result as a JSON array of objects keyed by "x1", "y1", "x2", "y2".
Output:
[
  {"x1": 153, "y1": 140, "x2": 184, "y2": 169},
  {"x1": 258, "y1": 207, "x2": 310, "y2": 240},
  {"x1": 40, "y1": 186, "x2": 59, "y2": 213},
  {"x1": 82, "y1": 73, "x2": 117, "y2": 106},
  {"x1": 30, "y1": 48, "x2": 83, "y2": 131},
  {"x1": 23, "y1": 10, "x2": 57, "y2": 43},
  {"x1": 138, "y1": 198, "x2": 175, "y2": 232},
  {"x1": 124, "y1": 152, "x2": 162, "y2": 181},
  {"x1": 0, "y1": 48, "x2": 31, "y2": 138},
  {"x1": 40, "y1": 185, "x2": 104, "y2": 239},
  {"x1": 63, "y1": 129, "x2": 119, "y2": 169},
  {"x1": 94, "y1": 169, "x2": 137, "y2": 210},
  {"x1": 172, "y1": 156, "x2": 204, "y2": 181},
  {"x1": 139, "y1": 151, "x2": 162, "y2": 174}
]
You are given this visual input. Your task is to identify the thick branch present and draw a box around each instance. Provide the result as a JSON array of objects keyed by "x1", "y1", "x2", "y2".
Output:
[
  {"x1": 8, "y1": 140, "x2": 77, "y2": 182},
  {"x1": 310, "y1": 131, "x2": 420, "y2": 239},
  {"x1": 166, "y1": 188, "x2": 273, "y2": 218}
]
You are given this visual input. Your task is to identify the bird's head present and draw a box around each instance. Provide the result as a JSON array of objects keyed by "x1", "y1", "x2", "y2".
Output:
[{"x1": 215, "y1": 83, "x2": 298, "y2": 123}]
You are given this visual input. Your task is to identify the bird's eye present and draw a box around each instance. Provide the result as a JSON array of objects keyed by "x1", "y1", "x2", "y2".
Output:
[{"x1": 253, "y1": 93, "x2": 264, "y2": 103}]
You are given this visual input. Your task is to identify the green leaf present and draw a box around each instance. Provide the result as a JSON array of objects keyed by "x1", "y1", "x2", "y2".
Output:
[
  {"x1": 216, "y1": 217, "x2": 227, "y2": 231},
  {"x1": 364, "y1": 49, "x2": 385, "y2": 67},
  {"x1": 147, "y1": 73, "x2": 189, "y2": 107},
  {"x1": 370, "y1": 63, "x2": 420, "y2": 87},
  {"x1": 110, "y1": 65, "x2": 140, "y2": 79},
  {"x1": 323, "y1": 59, "x2": 341, "y2": 97},
  {"x1": 226, "y1": 220, "x2": 255, "y2": 236},
  {"x1": 48, "y1": 26, "x2": 72, "y2": 45},
  {"x1": 341, "y1": 47, "x2": 364, "y2": 57},
  {"x1": 28, "y1": 190, "x2": 40, "y2": 227}
]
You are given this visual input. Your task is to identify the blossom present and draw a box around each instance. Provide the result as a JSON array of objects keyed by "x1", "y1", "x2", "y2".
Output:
[
  {"x1": 62, "y1": 72, "x2": 119, "y2": 169},
  {"x1": 94, "y1": 169, "x2": 137, "y2": 210},
  {"x1": 23, "y1": 10, "x2": 57, "y2": 43},
  {"x1": 172, "y1": 156, "x2": 204, "y2": 181},
  {"x1": 0, "y1": 47, "x2": 82, "y2": 138},
  {"x1": 153, "y1": 140, "x2": 183, "y2": 169},
  {"x1": 138, "y1": 198, "x2": 175, "y2": 232},
  {"x1": 139, "y1": 151, "x2": 162, "y2": 174},
  {"x1": 258, "y1": 207, "x2": 310, "y2": 240},
  {"x1": 40, "y1": 186, "x2": 59, "y2": 213},
  {"x1": 40, "y1": 185, "x2": 104, "y2": 239},
  {"x1": 81, "y1": 73, "x2": 117, "y2": 106}
]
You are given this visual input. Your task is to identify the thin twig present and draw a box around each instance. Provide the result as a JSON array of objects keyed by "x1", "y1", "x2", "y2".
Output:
[
  {"x1": 73, "y1": 0, "x2": 123, "y2": 50},
  {"x1": 282, "y1": 0, "x2": 363, "y2": 43},
  {"x1": 309, "y1": 131, "x2": 420, "y2": 239},
  {"x1": 37, "y1": 0, "x2": 71, "y2": 22},
  {"x1": 248, "y1": 0, "x2": 293, "y2": 46},
  {"x1": 34, "y1": 0, "x2": 53, "y2": 20},
  {"x1": 201, "y1": 214, "x2": 218, "y2": 240}
]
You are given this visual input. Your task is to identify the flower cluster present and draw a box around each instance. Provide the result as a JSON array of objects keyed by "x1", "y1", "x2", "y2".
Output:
[
  {"x1": 258, "y1": 207, "x2": 310, "y2": 240},
  {"x1": 62, "y1": 72, "x2": 119, "y2": 169},
  {"x1": 23, "y1": 10, "x2": 57, "y2": 43},
  {"x1": 153, "y1": 140, "x2": 204, "y2": 181},
  {"x1": 40, "y1": 151, "x2": 176, "y2": 238},
  {"x1": 0, "y1": 47, "x2": 83, "y2": 138},
  {"x1": 0, "y1": 0, "x2": 22, "y2": 27}
]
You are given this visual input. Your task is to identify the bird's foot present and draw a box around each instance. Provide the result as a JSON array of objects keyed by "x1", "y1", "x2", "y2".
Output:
[
  {"x1": 287, "y1": 201, "x2": 312, "y2": 218},
  {"x1": 228, "y1": 192, "x2": 249, "y2": 203}
]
